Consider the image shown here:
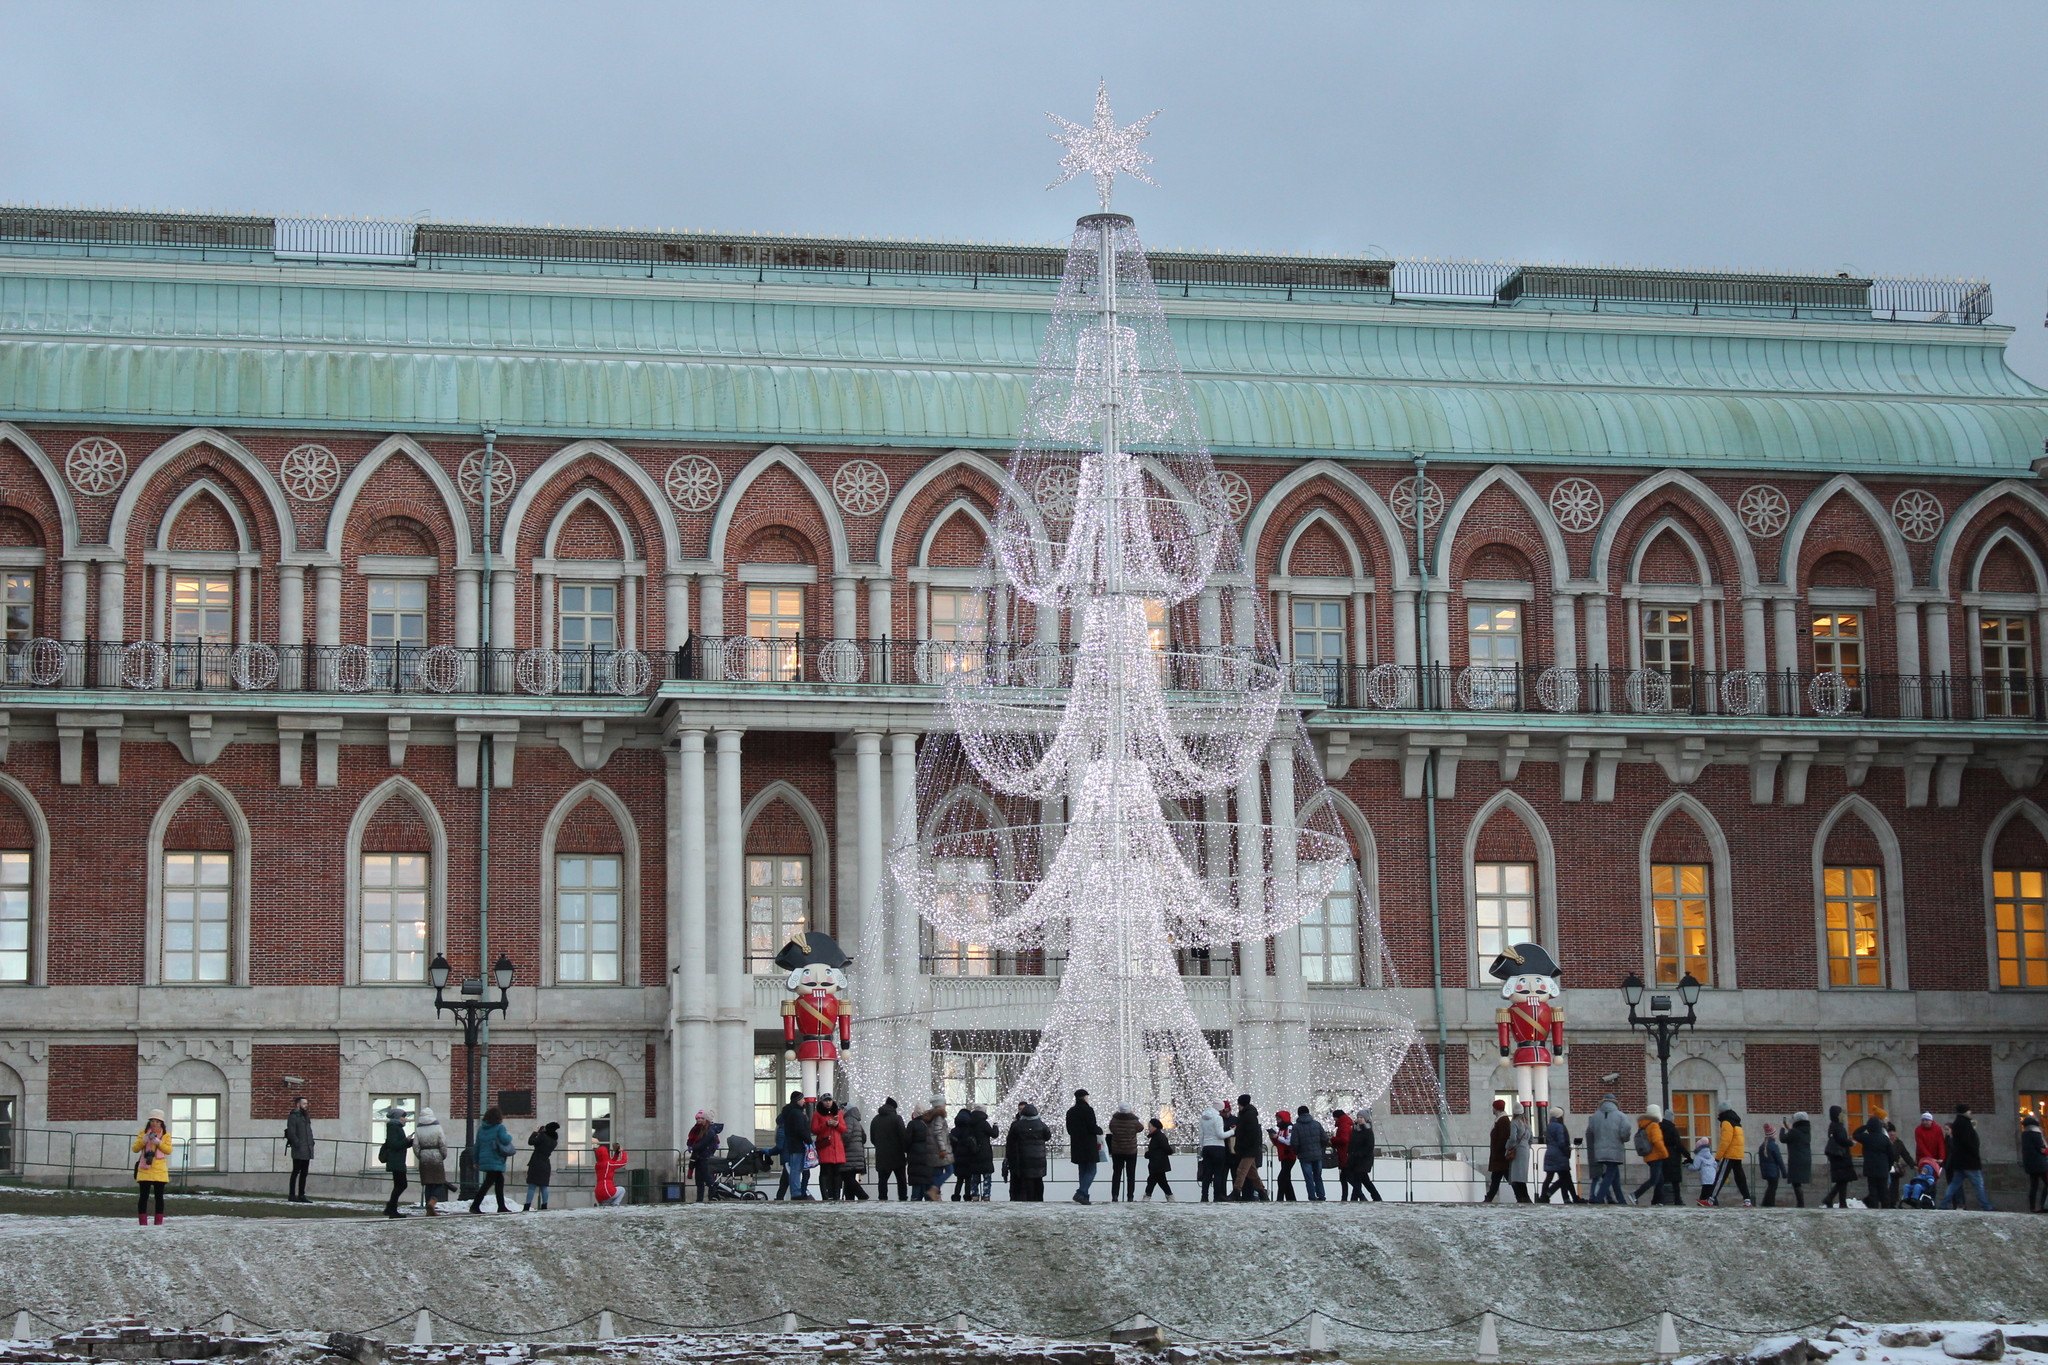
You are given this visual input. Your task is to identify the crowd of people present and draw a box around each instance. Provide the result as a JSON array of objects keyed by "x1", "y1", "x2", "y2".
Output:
[
  {"x1": 112, "y1": 1088, "x2": 2045, "y2": 1221},
  {"x1": 1480, "y1": 1096, "x2": 2044, "y2": 1212}
]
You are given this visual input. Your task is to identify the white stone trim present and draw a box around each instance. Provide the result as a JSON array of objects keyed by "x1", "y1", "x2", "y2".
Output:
[
  {"x1": 1781, "y1": 475, "x2": 1914, "y2": 595},
  {"x1": 1811, "y1": 794, "x2": 1910, "y2": 992},
  {"x1": 707, "y1": 446, "x2": 850, "y2": 574},
  {"x1": 1982, "y1": 797, "x2": 2048, "y2": 994},
  {"x1": 1461, "y1": 790, "x2": 1558, "y2": 988},
  {"x1": 1431, "y1": 465, "x2": 1573, "y2": 591},
  {"x1": 743, "y1": 779, "x2": 834, "y2": 943},
  {"x1": 342, "y1": 777, "x2": 450, "y2": 989},
  {"x1": 1590, "y1": 469, "x2": 1761, "y2": 593},
  {"x1": 735, "y1": 563, "x2": 818, "y2": 585},
  {"x1": 109, "y1": 428, "x2": 297, "y2": 558},
  {"x1": 1639, "y1": 792, "x2": 1740, "y2": 992},
  {"x1": 324, "y1": 434, "x2": 476, "y2": 564},
  {"x1": 0, "y1": 774, "x2": 52, "y2": 988}
]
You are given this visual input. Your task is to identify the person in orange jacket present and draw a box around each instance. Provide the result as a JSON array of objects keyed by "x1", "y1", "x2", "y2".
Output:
[
  {"x1": 594, "y1": 1140, "x2": 630, "y2": 1207},
  {"x1": 1704, "y1": 1107, "x2": 1752, "y2": 1206},
  {"x1": 1632, "y1": 1103, "x2": 1671, "y2": 1204}
]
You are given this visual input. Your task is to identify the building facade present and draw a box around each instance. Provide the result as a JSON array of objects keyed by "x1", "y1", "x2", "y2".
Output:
[{"x1": 0, "y1": 209, "x2": 2045, "y2": 1182}]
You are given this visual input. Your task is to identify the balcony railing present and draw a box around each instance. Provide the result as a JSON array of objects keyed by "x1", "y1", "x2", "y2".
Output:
[
  {"x1": 0, "y1": 641, "x2": 662, "y2": 698},
  {"x1": 677, "y1": 635, "x2": 1292, "y2": 690},
  {"x1": 1291, "y1": 661, "x2": 2046, "y2": 723}
]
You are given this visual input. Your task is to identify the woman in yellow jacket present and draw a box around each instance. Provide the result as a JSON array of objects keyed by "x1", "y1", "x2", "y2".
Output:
[
  {"x1": 132, "y1": 1109, "x2": 174, "y2": 1225},
  {"x1": 1702, "y1": 1107, "x2": 1752, "y2": 1207}
]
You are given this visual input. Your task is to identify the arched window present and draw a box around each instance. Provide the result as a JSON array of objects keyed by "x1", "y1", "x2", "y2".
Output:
[
  {"x1": 0, "y1": 777, "x2": 49, "y2": 986},
  {"x1": 146, "y1": 779, "x2": 251, "y2": 987},
  {"x1": 1464, "y1": 795, "x2": 1554, "y2": 986},
  {"x1": 540, "y1": 784, "x2": 640, "y2": 987},
  {"x1": 346, "y1": 782, "x2": 447, "y2": 986}
]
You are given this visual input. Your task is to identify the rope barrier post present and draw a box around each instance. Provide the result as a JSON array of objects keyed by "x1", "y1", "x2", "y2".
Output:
[
  {"x1": 413, "y1": 1311, "x2": 433, "y2": 1345},
  {"x1": 219, "y1": 1314, "x2": 235, "y2": 1336},
  {"x1": 12, "y1": 1311, "x2": 33, "y2": 1342},
  {"x1": 1308, "y1": 1311, "x2": 1327, "y2": 1354},
  {"x1": 953, "y1": 1313, "x2": 968, "y2": 1333},
  {"x1": 1656, "y1": 1312, "x2": 1678, "y2": 1360},
  {"x1": 1475, "y1": 1311, "x2": 1499, "y2": 1363},
  {"x1": 781, "y1": 1313, "x2": 798, "y2": 1334},
  {"x1": 598, "y1": 1312, "x2": 615, "y2": 1341}
]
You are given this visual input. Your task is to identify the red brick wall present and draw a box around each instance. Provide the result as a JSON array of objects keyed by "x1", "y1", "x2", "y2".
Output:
[
  {"x1": 1389, "y1": 1042, "x2": 1467, "y2": 1115},
  {"x1": 926, "y1": 510, "x2": 986, "y2": 568},
  {"x1": 451, "y1": 1043, "x2": 537, "y2": 1119},
  {"x1": 249, "y1": 1043, "x2": 342, "y2": 1119},
  {"x1": 1569, "y1": 1043, "x2": 1647, "y2": 1114},
  {"x1": 1918, "y1": 1045, "x2": 1995, "y2": 1115},
  {"x1": 48, "y1": 1044, "x2": 137, "y2": 1121},
  {"x1": 168, "y1": 493, "x2": 240, "y2": 551},
  {"x1": 1287, "y1": 522, "x2": 1349, "y2": 576},
  {"x1": 1745, "y1": 1043, "x2": 1821, "y2": 1114},
  {"x1": 554, "y1": 504, "x2": 624, "y2": 559}
]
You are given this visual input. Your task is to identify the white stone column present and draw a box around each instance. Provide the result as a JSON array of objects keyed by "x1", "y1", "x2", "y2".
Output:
[
  {"x1": 1198, "y1": 588, "x2": 1222, "y2": 648},
  {"x1": 1773, "y1": 596, "x2": 1799, "y2": 714},
  {"x1": 1550, "y1": 592, "x2": 1578, "y2": 671},
  {"x1": 97, "y1": 562, "x2": 125, "y2": 641},
  {"x1": 314, "y1": 566, "x2": 342, "y2": 647},
  {"x1": 236, "y1": 566, "x2": 254, "y2": 644},
  {"x1": 58, "y1": 560, "x2": 86, "y2": 641},
  {"x1": 1037, "y1": 593, "x2": 1061, "y2": 647},
  {"x1": 675, "y1": 729, "x2": 711, "y2": 1138},
  {"x1": 1427, "y1": 589, "x2": 1452, "y2": 674},
  {"x1": 854, "y1": 730, "x2": 884, "y2": 1002},
  {"x1": 453, "y1": 569, "x2": 480, "y2": 649},
  {"x1": 833, "y1": 575, "x2": 857, "y2": 641},
  {"x1": 1351, "y1": 589, "x2": 1373, "y2": 674},
  {"x1": 714, "y1": 728, "x2": 749, "y2": 1135},
  {"x1": 1742, "y1": 595, "x2": 1768, "y2": 671},
  {"x1": 1966, "y1": 605, "x2": 1984, "y2": 718},
  {"x1": 277, "y1": 565, "x2": 304, "y2": 689},
  {"x1": 1391, "y1": 588, "x2": 1417, "y2": 666},
  {"x1": 699, "y1": 574, "x2": 725, "y2": 638},
  {"x1": 622, "y1": 574, "x2": 638, "y2": 651},
  {"x1": 1268, "y1": 735, "x2": 1301, "y2": 999},
  {"x1": 1234, "y1": 771, "x2": 1268, "y2": 1099},
  {"x1": 490, "y1": 570, "x2": 516, "y2": 650},
  {"x1": 152, "y1": 564, "x2": 169, "y2": 642},
  {"x1": 915, "y1": 582, "x2": 930, "y2": 641},
  {"x1": 889, "y1": 732, "x2": 920, "y2": 970},
  {"x1": 665, "y1": 572, "x2": 690, "y2": 652},
  {"x1": 1583, "y1": 593, "x2": 1609, "y2": 667},
  {"x1": 1273, "y1": 590, "x2": 1293, "y2": 662},
  {"x1": 1231, "y1": 589, "x2": 1255, "y2": 648},
  {"x1": 1894, "y1": 601, "x2": 1923, "y2": 718},
  {"x1": 1925, "y1": 602, "x2": 1952, "y2": 719}
]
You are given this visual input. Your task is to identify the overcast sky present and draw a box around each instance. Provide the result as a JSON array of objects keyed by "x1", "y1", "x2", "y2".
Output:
[{"x1": 5, "y1": 1, "x2": 2045, "y2": 378}]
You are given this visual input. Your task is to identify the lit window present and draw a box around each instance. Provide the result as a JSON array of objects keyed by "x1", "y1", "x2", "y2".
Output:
[
  {"x1": 1474, "y1": 862, "x2": 1535, "y2": 981},
  {"x1": 361, "y1": 853, "x2": 428, "y2": 982},
  {"x1": 1467, "y1": 603, "x2": 1522, "y2": 665},
  {"x1": 1, "y1": 573, "x2": 33, "y2": 644},
  {"x1": 565, "y1": 1093, "x2": 614, "y2": 1169},
  {"x1": 929, "y1": 591, "x2": 984, "y2": 677},
  {"x1": 163, "y1": 852, "x2": 231, "y2": 982},
  {"x1": 1143, "y1": 598, "x2": 1170, "y2": 653},
  {"x1": 1642, "y1": 607, "x2": 1693, "y2": 708},
  {"x1": 926, "y1": 858, "x2": 995, "y2": 976},
  {"x1": 1293, "y1": 599, "x2": 1344, "y2": 703},
  {"x1": 1845, "y1": 1090, "x2": 1888, "y2": 1156},
  {"x1": 1982, "y1": 616, "x2": 2033, "y2": 718},
  {"x1": 556, "y1": 855, "x2": 621, "y2": 983},
  {"x1": 1994, "y1": 869, "x2": 2048, "y2": 987},
  {"x1": 1301, "y1": 864, "x2": 1358, "y2": 984},
  {"x1": 745, "y1": 588, "x2": 803, "y2": 681},
  {"x1": 169, "y1": 1095, "x2": 219, "y2": 1171},
  {"x1": 940, "y1": 1053, "x2": 1006, "y2": 1110},
  {"x1": 1813, "y1": 612, "x2": 1864, "y2": 712},
  {"x1": 368, "y1": 580, "x2": 428, "y2": 648},
  {"x1": 172, "y1": 576, "x2": 233, "y2": 645},
  {"x1": 0, "y1": 851, "x2": 27, "y2": 982},
  {"x1": 1669, "y1": 1090, "x2": 1714, "y2": 1148},
  {"x1": 1651, "y1": 863, "x2": 1710, "y2": 985},
  {"x1": 2020, "y1": 1092, "x2": 2048, "y2": 1123},
  {"x1": 1824, "y1": 865, "x2": 1884, "y2": 986},
  {"x1": 747, "y1": 857, "x2": 807, "y2": 972}
]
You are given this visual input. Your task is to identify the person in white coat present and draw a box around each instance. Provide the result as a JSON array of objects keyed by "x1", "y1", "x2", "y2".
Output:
[{"x1": 1198, "y1": 1105, "x2": 1228, "y2": 1203}]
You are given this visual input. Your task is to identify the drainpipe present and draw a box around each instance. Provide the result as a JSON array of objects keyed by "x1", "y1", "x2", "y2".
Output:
[
  {"x1": 476, "y1": 427, "x2": 498, "y2": 1118},
  {"x1": 1414, "y1": 451, "x2": 1450, "y2": 1153}
]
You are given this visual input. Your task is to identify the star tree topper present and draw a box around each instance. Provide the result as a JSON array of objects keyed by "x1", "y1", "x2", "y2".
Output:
[{"x1": 1048, "y1": 81, "x2": 1160, "y2": 210}]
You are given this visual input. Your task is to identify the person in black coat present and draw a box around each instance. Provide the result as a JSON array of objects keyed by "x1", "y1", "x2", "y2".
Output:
[
  {"x1": 1821, "y1": 1105, "x2": 1857, "y2": 1208},
  {"x1": 1938, "y1": 1104, "x2": 1992, "y2": 1210},
  {"x1": 1783, "y1": 1113, "x2": 1813, "y2": 1208},
  {"x1": 1343, "y1": 1109, "x2": 1382, "y2": 1201},
  {"x1": 1007, "y1": 1102, "x2": 1051, "y2": 1201},
  {"x1": 523, "y1": 1122, "x2": 559, "y2": 1211},
  {"x1": 902, "y1": 1104, "x2": 936, "y2": 1200},
  {"x1": 1233, "y1": 1095, "x2": 1267, "y2": 1201},
  {"x1": 870, "y1": 1098, "x2": 907, "y2": 1201},
  {"x1": 1065, "y1": 1089, "x2": 1103, "y2": 1204},
  {"x1": 2020, "y1": 1115, "x2": 2046, "y2": 1213},
  {"x1": 1659, "y1": 1111, "x2": 1685, "y2": 1203},
  {"x1": 1856, "y1": 1113, "x2": 1894, "y2": 1208},
  {"x1": 1143, "y1": 1119, "x2": 1175, "y2": 1199},
  {"x1": 951, "y1": 1107, "x2": 994, "y2": 1201}
]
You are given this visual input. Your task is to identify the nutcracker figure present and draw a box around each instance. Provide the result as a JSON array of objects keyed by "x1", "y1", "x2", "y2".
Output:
[
  {"x1": 1490, "y1": 942, "x2": 1565, "y2": 1125},
  {"x1": 774, "y1": 932, "x2": 853, "y2": 1100}
]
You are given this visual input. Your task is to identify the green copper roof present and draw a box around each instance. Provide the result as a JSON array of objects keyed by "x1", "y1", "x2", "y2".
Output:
[{"x1": 1, "y1": 254, "x2": 2044, "y2": 472}]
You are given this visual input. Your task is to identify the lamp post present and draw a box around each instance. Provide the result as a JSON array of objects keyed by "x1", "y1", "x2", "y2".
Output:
[
  {"x1": 1621, "y1": 971, "x2": 1701, "y2": 1114},
  {"x1": 431, "y1": 952, "x2": 515, "y2": 1200}
]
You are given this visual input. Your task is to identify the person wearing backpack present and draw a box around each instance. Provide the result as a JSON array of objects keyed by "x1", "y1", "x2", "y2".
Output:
[
  {"x1": 1632, "y1": 1104, "x2": 1669, "y2": 1205},
  {"x1": 378, "y1": 1103, "x2": 414, "y2": 1219},
  {"x1": 468, "y1": 1106, "x2": 515, "y2": 1214},
  {"x1": 1757, "y1": 1122, "x2": 1786, "y2": 1207}
]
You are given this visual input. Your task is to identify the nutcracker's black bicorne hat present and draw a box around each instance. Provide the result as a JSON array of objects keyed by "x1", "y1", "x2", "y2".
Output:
[
  {"x1": 1488, "y1": 941, "x2": 1559, "y2": 982},
  {"x1": 774, "y1": 931, "x2": 852, "y2": 973}
]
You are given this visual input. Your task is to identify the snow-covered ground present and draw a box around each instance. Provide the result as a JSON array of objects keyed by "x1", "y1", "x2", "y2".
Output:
[
  {"x1": 1, "y1": 1204, "x2": 2041, "y2": 1362},
  {"x1": 1677, "y1": 1320, "x2": 2048, "y2": 1365}
]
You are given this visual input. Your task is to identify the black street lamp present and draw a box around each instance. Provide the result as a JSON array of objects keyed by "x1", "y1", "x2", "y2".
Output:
[
  {"x1": 1621, "y1": 971, "x2": 1702, "y2": 1114},
  {"x1": 431, "y1": 952, "x2": 515, "y2": 1199}
]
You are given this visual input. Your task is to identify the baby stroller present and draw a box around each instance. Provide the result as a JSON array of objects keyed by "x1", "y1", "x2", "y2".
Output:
[
  {"x1": 704, "y1": 1134, "x2": 771, "y2": 1200},
  {"x1": 1902, "y1": 1161, "x2": 1941, "y2": 1208}
]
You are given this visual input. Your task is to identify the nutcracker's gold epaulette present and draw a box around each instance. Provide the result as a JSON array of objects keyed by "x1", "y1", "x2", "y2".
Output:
[
  {"x1": 780, "y1": 1000, "x2": 797, "y2": 1016},
  {"x1": 1495, "y1": 1007, "x2": 1510, "y2": 1023}
]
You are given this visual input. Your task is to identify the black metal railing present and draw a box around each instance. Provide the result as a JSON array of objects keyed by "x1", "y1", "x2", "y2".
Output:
[
  {"x1": 0, "y1": 641, "x2": 662, "y2": 698},
  {"x1": 1291, "y1": 660, "x2": 2046, "y2": 723},
  {"x1": 677, "y1": 635, "x2": 1296, "y2": 691},
  {"x1": 1383, "y1": 260, "x2": 1991, "y2": 322}
]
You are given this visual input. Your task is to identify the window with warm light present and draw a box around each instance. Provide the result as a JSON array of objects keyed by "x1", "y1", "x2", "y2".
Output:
[
  {"x1": 1651, "y1": 863, "x2": 1710, "y2": 986},
  {"x1": 360, "y1": 853, "x2": 428, "y2": 982},
  {"x1": 1982, "y1": 616, "x2": 2033, "y2": 718},
  {"x1": 747, "y1": 856, "x2": 808, "y2": 972},
  {"x1": 1641, "y1": 607, "x2": 1693, "y2": 707},
  {"x1": 1813, "y1": 612, "x2": 1864, "y2": 711},
  {"x1": 1845, "y1": 1090, "x2": 1888, "y2": 1156},
  {"x1": 162, "y1": 852, "x2": 230, "y2": 982},
  {"x1": 556, "y1": 855, "x2": 621, "y2": 983},
  {"x1": 1468, "y1": 603, "x2": 1522, "y2": 665},
  {"x1": 1824, "y1": 865, "x2": 1884, "y2": 986},
  {"x1": 1, "y1": 573, "x2": 33, "y2": 645},
  {"x1": 745, "y1": 588, "x2": 803, "y2": 681},
  {"x1": 172, "y1": 576, "x2": 233, "y2": 645},
  {"x1": 1670, "y1": 1090, "x2": 1714, "y2": 1148},
  {"x1": 1474, "y1": 862, "x2": 1535, "y2": 980},
  {"x1": 1994, "y1": 869, "x2": 2048, "y2": 987}
]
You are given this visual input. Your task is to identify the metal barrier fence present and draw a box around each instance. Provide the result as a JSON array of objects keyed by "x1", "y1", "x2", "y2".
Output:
[{"x1": 1293, "y1": 660, "x2": 2047, "y2": 723}]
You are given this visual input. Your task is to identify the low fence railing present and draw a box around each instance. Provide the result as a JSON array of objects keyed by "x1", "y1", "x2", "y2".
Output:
[
  {"x1": 0, "y1": 641, "x2": 662, "y2": 698},
  {"x1": 1292, "y1": 661, "x2": 2047, "y2": 723}
]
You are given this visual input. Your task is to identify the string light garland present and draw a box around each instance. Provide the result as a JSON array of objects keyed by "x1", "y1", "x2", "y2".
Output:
[{"x1": 850, "y1": 95, "x2": 1424, "y2": 1130}]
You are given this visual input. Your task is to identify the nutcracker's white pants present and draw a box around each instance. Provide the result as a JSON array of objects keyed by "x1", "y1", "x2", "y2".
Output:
[
  {"x1": 1514, "y1": 1064, "x2": 1550, "y2": 1109},
  {"x1": 801, "y1": 1057, "x2": 836, "y2": 1100}
]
